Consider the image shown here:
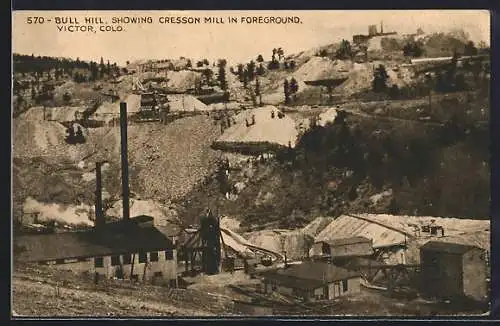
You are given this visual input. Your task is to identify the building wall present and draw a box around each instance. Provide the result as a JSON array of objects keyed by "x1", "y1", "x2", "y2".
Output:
[
  {"x1": 263, "y1": 277, "x2": 361, "y2": 301},
  {"x1": 420, "y1": 250, "x2": 463, "y2": 298},
  {"x1": 325, "y1": 277, "x2": 361, "y2": 300},
  {"x1": 48, "y1": 250, "x2": 178, "y2": 283},
  {"x1": 50, "y1": 258, "x2": 94, "y2": 274},
  {"x1": 311, "y1": 241, "x2": 373, "y2": 258},
  {"x1": 330, "y1": 242, "x2": 373, "y2": 258},
  {"x1": 462, "y1": 249, "x2": 487, "y2": 302},
  {"x1": 99, "y1": 250, "x2": 178, "y2": 282}
]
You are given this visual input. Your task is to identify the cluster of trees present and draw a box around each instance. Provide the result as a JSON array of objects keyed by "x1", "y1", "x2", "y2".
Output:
[
  {"x1": 13, "y1": 54, "x2": 121, "y2": 83},
  {"x1": 73, "y1": 57, "x2": 121, "y2": 83},
  {"x1": 288, "y1": 103, "x2": 488, "y2": 217},
  {"x1": 403, "y1": 40, "x2": 481, "y2": 58},
  {"x1": 196, "y1": 59, "x2": 211, "y2": 67},
  {"x1": 403, "y1": 41, "x2": 424, "y2": 57},
  {"x1": 233, "y1": 60, "x2": 260, "y2": 88},
  {"x1": 267, "y1": 47, "x2": 285, "y2": 70},
  {"x1": 284, "y1": 77, "x2": 299, "y2": 104},
  {"x1": 335, "y1": 39, "x2": 353, "y2": 60},
  {"x1": 371, "y1": 49, "x2": 489, "y2": 99}
]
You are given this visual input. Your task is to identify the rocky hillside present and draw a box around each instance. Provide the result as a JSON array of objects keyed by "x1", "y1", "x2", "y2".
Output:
[{"x1": 177, "y1": 96, "x2": 489, "y2": 229}]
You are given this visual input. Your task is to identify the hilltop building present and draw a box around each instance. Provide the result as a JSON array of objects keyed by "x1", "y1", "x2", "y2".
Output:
[{"x1": 353, "y1": 21, "x2": 397, "y2": 45}]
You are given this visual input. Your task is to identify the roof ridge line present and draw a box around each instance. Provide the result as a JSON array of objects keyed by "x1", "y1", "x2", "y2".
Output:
[{"x1": 345, "y1": 213, "x2": 415, "y2": 239}]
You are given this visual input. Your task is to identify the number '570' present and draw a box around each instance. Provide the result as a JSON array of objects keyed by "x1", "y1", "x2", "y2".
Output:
[{"x1": 26, "y1": 17, "x2": 45, "y2": 24}]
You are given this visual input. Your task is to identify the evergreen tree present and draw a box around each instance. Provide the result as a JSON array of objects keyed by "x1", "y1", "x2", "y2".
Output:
[
  {"x1": 217, "y1": 59, "x2": 227, "y2": 90},
  {"x1": 243, "y1": 69, "x2": 249, "y2": 88},
  {"x1": 277, "y1": 47, "x2": 284, "y2": 61},
  {"x1": 202, "y1": 68, "x2": 213, "y2": 85},
  {"x1": 372, "y1": 64, "x2": 389, "y2": 92},
  {"x1": 464, "y1": 41, "x2": 478, "y2": 56},
  {"x1": 289, "y1": 77, "x2": 299, "y2": 97},
  {"x1": 284, "y1": 79, "x2": 290, "y2": 104},
  {"x1": 99, "y1": 57, "x2": 105, "y2": 79},
  {"x1": 237, "y1": 64, "x2": 244, "y2": 81},
  {"x1": 256, "y1": 63, "x2": 265, "y2": 76},
  {"x1": 246, "y1": 60, "x2": 256, "y2": 81}
]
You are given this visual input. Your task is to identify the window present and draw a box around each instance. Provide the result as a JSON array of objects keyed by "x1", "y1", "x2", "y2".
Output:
[
  {"x1": 94, "y1": 257, "x2": 104, "y2": 268},
  {"x1": 321, "y1": 243, "x2": 331, "y2": 255},
  {"x1": 122, "y1": 254, "x2": 132, "y2": 265},
  {"x1": 342, "y1": 279, "x2": 348, "y2": 292},
  {"x1": 139, "y1": 252, "x2": 147, "y2": 263},
  {"x1": 111, "y1": 255, "x2": 121, "y2": 266},
  {"x1": 165, "y1": 250, "x2": 174, "y2": 260},
  {"x1": 150, "y1": 251, "x2": 159, "y2": 262},
  {"x1": 55, "y1": 259, "x2": 65, "y2": 264}
]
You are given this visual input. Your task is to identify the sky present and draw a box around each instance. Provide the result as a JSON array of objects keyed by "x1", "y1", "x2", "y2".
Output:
[{"x1": 12, "y1": 10, "x2": 490, "y2": 66}]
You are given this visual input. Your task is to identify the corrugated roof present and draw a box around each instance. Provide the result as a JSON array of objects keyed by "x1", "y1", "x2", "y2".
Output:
[
  {"x1": 318, "y1": 236, "x2": 372, "y2": 247},
  {"x1": 168, "y1": 94, "x2": 209, "y2": 112},
  {"x1": 314, "y1": 214, "x2": 408, "y2": 250},
  {"x1": 313, "y1": 213, "x2": 490, "y2": 253},
  {"x1": 14, "y1": 219, "x2": 174, "y2": 263},
  {"x1": 420, "y1": 241, "x2": 481, "y2": 255},
  {"x1": 263, "y1": 261, "x2": 360, "y2": 289}
]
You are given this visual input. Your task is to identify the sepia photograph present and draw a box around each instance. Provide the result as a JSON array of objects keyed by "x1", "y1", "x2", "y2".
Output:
[{"x1": 11, "y1": 10, "x2": 491, "y2": 317}]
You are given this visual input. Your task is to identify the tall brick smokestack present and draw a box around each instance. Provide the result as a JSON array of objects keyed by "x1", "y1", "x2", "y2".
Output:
[
  {"x1": 120, "y1": 102, "x2": 130, "y2": 221},
  {"x1": 94, "y1": 161, "x2": 104, "y2": 228}
]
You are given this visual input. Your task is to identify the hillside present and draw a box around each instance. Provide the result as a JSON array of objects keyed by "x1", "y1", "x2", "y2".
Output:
[
  {"x1": 177, "y1": 94, "x2": 489, "y2": 229},
  {"x1": 12, "y1": 112, "x2": 221, "y2": 224},
  {"x1": 13, "y1": 28, "x2": 490, "y2": 229}
]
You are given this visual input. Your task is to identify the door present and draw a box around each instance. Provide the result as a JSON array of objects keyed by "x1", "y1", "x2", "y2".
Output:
[{"x1": 334, "y1": 282, "x2": 341, "y2": 298}]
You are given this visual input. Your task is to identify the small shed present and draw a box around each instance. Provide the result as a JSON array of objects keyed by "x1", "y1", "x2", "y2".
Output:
[
  {"x1": 420, "y1": 241, "x2": 488, "y2": 302},
  {"x1": 311, "y1": 236, "x2": 374, "y2": 258}
]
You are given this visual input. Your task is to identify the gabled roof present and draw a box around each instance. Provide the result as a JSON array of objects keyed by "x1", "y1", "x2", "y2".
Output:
[
  {"x1": 14, "y1": 218, "x2": 174, "y2": 263},
  {"x1": 314, "y1": 214, "x2": 409, "y2": 250},
  {"x1": 420, "y1": 241, "x2": 482, "y2": 255},
  {"x1": 262, "y1": 261, "x2": 360, "y2": 289}
]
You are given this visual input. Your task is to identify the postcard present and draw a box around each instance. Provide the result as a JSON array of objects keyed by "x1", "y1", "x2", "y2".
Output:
[{"x1": 11, "y1": 10, "x2": 491, "y2": 317}]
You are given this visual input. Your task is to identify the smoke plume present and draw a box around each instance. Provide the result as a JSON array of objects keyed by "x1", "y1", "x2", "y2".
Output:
[{"x1": 23, "y1": 196, "x2": 94, "y2": 226}]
